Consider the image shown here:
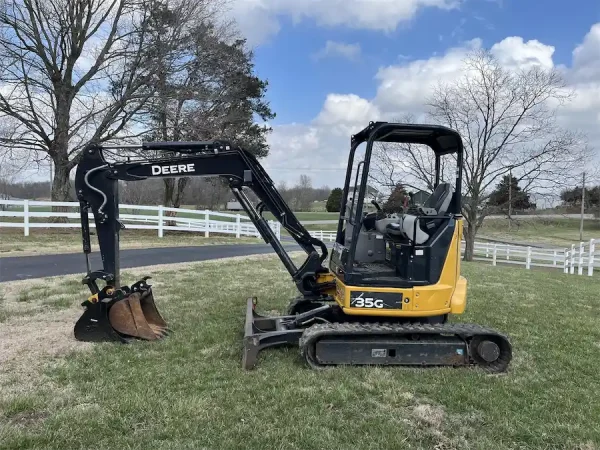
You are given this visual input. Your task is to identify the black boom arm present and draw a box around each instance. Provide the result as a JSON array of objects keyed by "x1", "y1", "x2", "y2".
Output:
[{"x1": 75, "y1": 140, "x2": 330, "y2": 296}]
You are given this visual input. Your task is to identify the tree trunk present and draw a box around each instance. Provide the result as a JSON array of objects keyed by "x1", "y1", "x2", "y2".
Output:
[
  {"x1": 51, "y1": 161, "x2": 71, "y2": 202},
  {"x1": 463, "y1": 225, "x2": 475, "y2": 261},
  {"x1": 50, "y1": 88, "x2": 73, "y2": 222},
  {"x1": 163, "y1": 178, "x2": 189, "y2": 226},
  {"x1": 50, "y1": 154, "x2": 73, "y2": 222}
]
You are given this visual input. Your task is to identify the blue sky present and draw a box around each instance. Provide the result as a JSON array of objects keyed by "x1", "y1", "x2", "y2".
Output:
[
  {"x1": 225, "y1": 0, "x2": 600, "y2": 190},
  {"x1": 250, "y1": 0, "x2": 600, "y2": 125}
]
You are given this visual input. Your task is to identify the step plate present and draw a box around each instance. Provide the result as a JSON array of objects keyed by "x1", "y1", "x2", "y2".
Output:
[{"x1": 315, "y1": 338, "x2": 467, "y2": 366}]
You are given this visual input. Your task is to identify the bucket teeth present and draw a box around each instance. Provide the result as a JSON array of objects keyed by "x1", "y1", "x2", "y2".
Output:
[{"x1": 108, "y1": 289, "x2": 168, "y2": 340}]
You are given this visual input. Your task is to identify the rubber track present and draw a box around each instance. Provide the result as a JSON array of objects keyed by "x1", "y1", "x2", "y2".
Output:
[{"x1": 299, "y1": 322, "x2": 512, "y2": 373}]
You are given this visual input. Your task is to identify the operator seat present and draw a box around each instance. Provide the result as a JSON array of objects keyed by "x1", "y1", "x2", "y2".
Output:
[{"x1": 400, "y1": 183, "x2": 453, "y2": 244}]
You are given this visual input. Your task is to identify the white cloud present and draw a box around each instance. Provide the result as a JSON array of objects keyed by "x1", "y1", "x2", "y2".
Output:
[
  {"x1": 263, "y1": 24, "x2": 600, "y2": 189},
  {"x1": 226, "y1": 0, "x2": 281, "y2": 47},
  {"x1": 312, "y1": 41, "x2": 361, "y2": 61},
  {"x1": 374, "y1": 38, "x2": 482, "y2": 115},
  {"x1": 572, "y1": 23, "x2": 600, "y2": 82},
  {"x1": 228, "y1": 0, "x2": 462, "y2": 46},
  {"x1": 315, "y1": 94, "x2": 380, "y2": 127},
  {"x1": 490, "y1": 37, "x2": 555, "y2": 70},
  {"x1": 559, "y1": 24, "x2": 600, "y2": 162}
]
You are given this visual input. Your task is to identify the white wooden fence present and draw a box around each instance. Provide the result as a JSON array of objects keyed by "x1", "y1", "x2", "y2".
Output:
[
  {"x1": 0, "y1": 199, "x2": 281, "y2": 240},
  {"x1": 468, "y1": 240, "x2": 598, "y2": 277},
  {"x1": 1, "y1": 199, "x2": 598, "y2": 277},
  {"x1": 296, "y1": 230, "x2": 599, "y2": 276}
]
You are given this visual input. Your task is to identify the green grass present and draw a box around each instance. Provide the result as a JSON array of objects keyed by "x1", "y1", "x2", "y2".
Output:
[
  {"x1": 479, "y1": 218, "x2": 600, "y2": 247},
  {"x1": 0, "y1": 228, "x2": 261, "y2": 256},
  {"x1": 1, "y1": 255, "x2": 600, "y2": 449}
]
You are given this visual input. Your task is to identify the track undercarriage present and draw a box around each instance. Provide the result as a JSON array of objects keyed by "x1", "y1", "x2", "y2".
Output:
[{"x1": 243, "y1": 298, "x2": 512, "y2": 372}]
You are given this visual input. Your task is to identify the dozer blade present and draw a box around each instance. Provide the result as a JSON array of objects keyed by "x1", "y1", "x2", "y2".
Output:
[
  {"x1": 242, "y1": 297, "x2": 304, "y2": 370},
  {"x1": 108, "y1": 289, "x2": 169, "y2": 340}
]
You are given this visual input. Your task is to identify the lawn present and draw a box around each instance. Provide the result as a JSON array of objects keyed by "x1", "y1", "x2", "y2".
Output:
[
  {"x1": 1, "y1": 255, "x2": 599, "y2": 449},
  {"x1": 0, "y1": 228, "x2": 261, "y2": 257},
  {"x1": 479, "y1": 217, "x2": 600, "y2": 247}
]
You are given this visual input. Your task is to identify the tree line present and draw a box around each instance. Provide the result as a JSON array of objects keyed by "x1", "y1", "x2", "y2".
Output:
[
  {"x1": 0, "y1": 173, "x2": 331, "y2": 212},
  {"x1": 560, "y1": 185, "x2": 600, "y2": 214}
]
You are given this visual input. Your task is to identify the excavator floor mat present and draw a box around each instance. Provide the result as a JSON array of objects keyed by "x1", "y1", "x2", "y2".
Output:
[{"x1": 108, "y1": 290, "x2": 169, "y2": 340}]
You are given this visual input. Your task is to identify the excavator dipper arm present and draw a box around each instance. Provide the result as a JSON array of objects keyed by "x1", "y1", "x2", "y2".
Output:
[{"x1": 75, "y1": 140, "x2": 331, "y2": 298}]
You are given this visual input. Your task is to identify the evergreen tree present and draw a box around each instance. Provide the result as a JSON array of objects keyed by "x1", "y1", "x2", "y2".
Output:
[
  {"x1": 488, "y1": 175, "x2": 535, "y2": 213},
  {"x1": 383, "y1": 183, "x2": 408, "y2": 213},
  {"x1": 560, "y1": 185, "x2": 600, "y2": 207},
  {"x1": 326, "y1": 188, "x2": 343, "y2": 212}
]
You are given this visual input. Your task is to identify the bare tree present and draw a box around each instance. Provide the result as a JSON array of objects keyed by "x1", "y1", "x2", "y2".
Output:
[
  {"x1": 293, "y1": 174, "x2": 313, "y2": 211},
  {"x1": 370, "y1": 114, "x2": 451, "y2": 196},
  {"x1": 372, "y1": 50, "x2": 589, "y2": 260},
  {"x1": 0, "y1": 0, "x2": 202, "y2": 202}
]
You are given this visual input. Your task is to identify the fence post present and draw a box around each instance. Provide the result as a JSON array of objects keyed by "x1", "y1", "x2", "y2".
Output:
[
  {"x1": 506, "y1": 246, "x2": 510, "y2": 261},
  {"x1": 553, "y1": 250, "x2": 557, "y2": 267},
  {"x1": 492, "y1": 244, "x2": 497, "y2": 266},
  {"x1": 588, "y1": 239, "x2": 595, "y2": 277},
  {"x1": 236, "y1": 214, "x2": 241, "y2": 238},
  {"x1": 578, "y1": 241, "x2": 585, "y2": 275},
  {"x1": 563, "y1": 248, "x2": 569, "y2": 274},
  {"x1": 485, "y1": 244, "x2": 489, "y2": 258},
  {"x1": 204, "y1": 210, "x2": 210, "y2": 237},
  {"x1": 23, "y1": 199, "x2": 29, "y2": 236},
  {"x1": 570, "y1": 244, "x2": 575, "y2": 274},
  {"x1": 158, "y1": 205, "x2": 164, "y2": 238},
  {"x1": 526, "y1": 246, "x2": 531, "y2": 270}
]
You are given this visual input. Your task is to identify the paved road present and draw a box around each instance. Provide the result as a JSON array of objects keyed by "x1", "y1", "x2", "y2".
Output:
[{"x1": 0, "y1": 243, "x2": 299, "y2": 283}]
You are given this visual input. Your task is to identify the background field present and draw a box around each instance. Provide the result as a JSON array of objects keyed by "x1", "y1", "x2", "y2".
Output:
[
  {"x1": 0, "y1": 228, "x2": 261, "y2": 257},
  {"x1": 1, "y1": 254, "x2": 599, "y2": 449},
  {"x1": 479, "y1": 218, "x2": 600, "y2": 247}
]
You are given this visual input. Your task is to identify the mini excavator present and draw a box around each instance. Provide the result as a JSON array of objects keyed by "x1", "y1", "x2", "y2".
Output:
[{"x1": 74, "y1": 121, "x2": 512, "y2": 372}]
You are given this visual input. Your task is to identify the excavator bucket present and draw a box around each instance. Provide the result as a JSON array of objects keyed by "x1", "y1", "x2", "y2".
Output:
[
  {"x1": 74, "y1": 287, "x2": 169, "y2": 342},
  {"x1": 108, "y1": 289, "x2": 169, "y2": 340},
  {"x1": 74, "y1": 297, "x2": 127, "y2": 342}
]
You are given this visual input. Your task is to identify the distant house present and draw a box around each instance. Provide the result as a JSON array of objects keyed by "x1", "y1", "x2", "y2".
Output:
[
  {"x1": 347, "y1": 184, "x2": 380, "y2": 202},
  {"x1": 226, "y1": 201, "x2": 243, "y2": 211},
  {"x1": 411, "y1": 190, "x2": 430, "y2": 205}
]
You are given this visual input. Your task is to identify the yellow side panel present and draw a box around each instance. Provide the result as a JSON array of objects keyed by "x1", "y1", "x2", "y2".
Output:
[
  {"x1": 333, "y1": 218, "x2": 467, "y2": 318},
  {"x1": 451, "y1": 276, "x2": 467, "y2": 314}
]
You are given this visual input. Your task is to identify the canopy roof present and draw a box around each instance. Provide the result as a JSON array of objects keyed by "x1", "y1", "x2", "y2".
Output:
[{"x1": 352, "y1": 121, "x2": 463, "y2": 156}]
